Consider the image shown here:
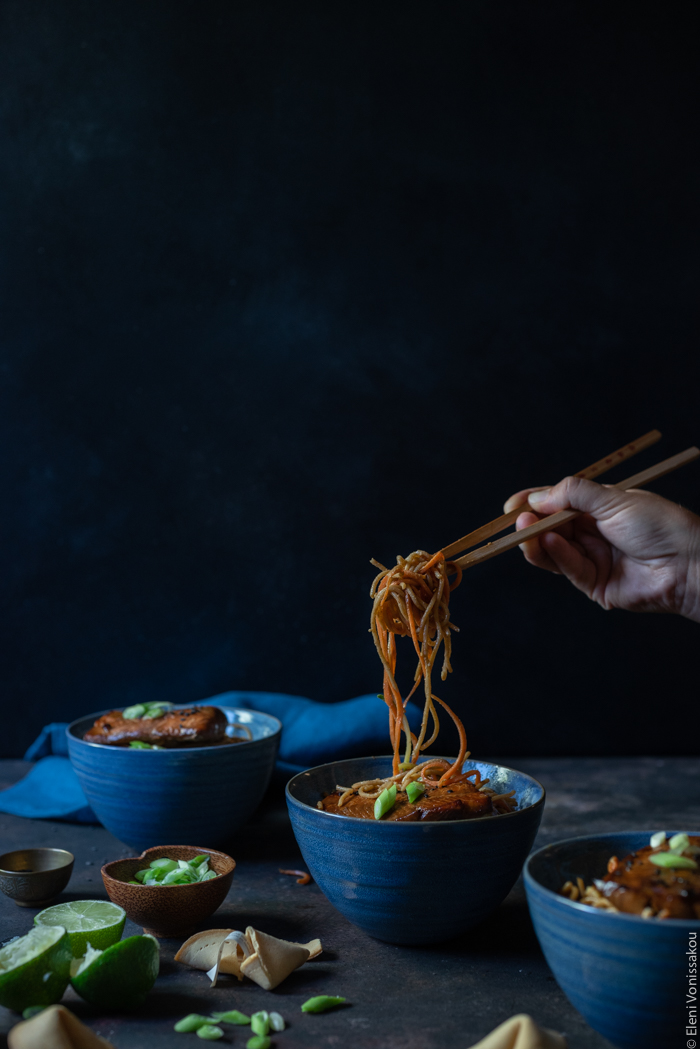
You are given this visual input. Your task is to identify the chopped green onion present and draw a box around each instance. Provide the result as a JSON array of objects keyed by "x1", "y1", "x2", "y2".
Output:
[
  {"x1": 374, "y1": 784, "x2": 397, "y2": 820},
  {"x1": 406, "y1": 782, "x2": 425, "y2": 804},
  {"x1": 132, "y1": 852, "x2": 216, "y2": 885},
  {"x1": 196, "y1": 1025, "x2": 224, "y2": 1041},
  {"x1": 123, "y1": 704, "x2": 147, "y2": 720},
  {"x1": 250, "y1": 1011, "x2": 270, "y2": 1036},
  {"x1": 650, "y1": 831, "x2": 666, "y2": 849},
  {"x1": 174, "y1": 1014, "x2": 211, "y2": 1032},
  {"x1": 268, "y1": 1012, "x2": 285, "y2": 1032},
  {"x1": 150, "y1": 858, "x2": 178, "y2": 872},
  {"x1": 246, "y1": 1037, "x2": 271, "y2": 1049},
  {"x1": 142, "y1": 702, "x2": 172, "y2": 719},
  {"x1": 301, "y1": 995, "x2": 347, "y2": 1013},
  {"x1": 649, "y1": 852, "x2": 698, "y2": 870},
  {"x1": 669, "y1": 833, "x2": 690, "y2": 854},
  {"x1": 128, "y1": 741, "x2": 153, "y2": 749},
  {"x1": 162, "y1": 867, "x2": 196, "y2": 885},
  {"x1": 209, "y1": 1010, "x2": 250, "y2": 1025}
]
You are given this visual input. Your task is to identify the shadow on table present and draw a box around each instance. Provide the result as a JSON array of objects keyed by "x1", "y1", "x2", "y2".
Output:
[{"x1": 412, "y1": 880, "x2": 542, "y2": 959}]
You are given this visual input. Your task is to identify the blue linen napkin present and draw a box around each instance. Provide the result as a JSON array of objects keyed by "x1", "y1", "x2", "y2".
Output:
[{"x1": 0, "y1": 691, "x2": 421, "y2": 824}]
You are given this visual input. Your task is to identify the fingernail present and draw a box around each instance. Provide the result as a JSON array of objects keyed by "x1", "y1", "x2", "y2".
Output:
[{"x1": 528, "y1": 488, "x2": 551, "y2": 508}]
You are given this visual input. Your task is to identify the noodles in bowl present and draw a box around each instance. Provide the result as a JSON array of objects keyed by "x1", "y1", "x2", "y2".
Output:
[
  {"x1": 285, "y1": 545, "x2": 545, "y2": 943},
  {"x1": 323, "y1": 549, "x2": 516, "y2": 821}
]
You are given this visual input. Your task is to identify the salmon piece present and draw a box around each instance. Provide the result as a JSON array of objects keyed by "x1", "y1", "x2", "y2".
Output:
[{"x1": 83, "y1": 706, "x2": 227, "y2": 747}]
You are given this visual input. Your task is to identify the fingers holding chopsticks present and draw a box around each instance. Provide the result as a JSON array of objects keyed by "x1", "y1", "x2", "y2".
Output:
[
  {"x1": 502, "y1": 474, "x2": 700, "y2": 617},
  {"x1": 503, "y1": 482, "x2": 582, "y2": 575}
]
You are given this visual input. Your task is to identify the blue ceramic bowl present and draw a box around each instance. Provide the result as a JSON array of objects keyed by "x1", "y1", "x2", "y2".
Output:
[
  {"x1": 286, "y1": 755, "x2": 545, "y2": 944},
  {"x1": 524, "y1": 831, "x2": 700, "y2": 1049},
  {"x1": 68, "y1": 706, "x2": 281, "y2": 850}
]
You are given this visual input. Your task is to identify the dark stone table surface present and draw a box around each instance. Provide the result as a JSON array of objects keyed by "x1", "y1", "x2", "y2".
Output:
[{"x1": 1, "y1": 757, "x2": 698, "y2": 1049}]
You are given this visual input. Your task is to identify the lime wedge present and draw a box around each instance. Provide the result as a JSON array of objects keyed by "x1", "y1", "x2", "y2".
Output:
[
  {"x1": 0, "y1": 926, "x2": 72, "y2": 1012},
  {"x1": 70, "y1": 934, "x2": 159, "y2": 1010},
  {"x1": 34, "y1": 901, "x2": 126, "y2": 957}
]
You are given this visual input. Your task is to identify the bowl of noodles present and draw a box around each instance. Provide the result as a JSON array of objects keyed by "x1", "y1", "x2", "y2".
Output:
[
  {"x1": 286, "y1": 548, "x2": 544, "y2": 943},
  {"x1": 525, "y1": 830, "x2": 700, "y2": 1049},
  {"x1": 68, "y1": 704, "x2": 281, "y2": 850},
  {"x1": 286, "y1": 754, "x2": 544, "y2": 944}
]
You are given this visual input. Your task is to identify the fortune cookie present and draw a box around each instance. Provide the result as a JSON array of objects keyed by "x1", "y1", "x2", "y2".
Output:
[
  {"x1": 239, "y1": 927, "x2": 310, "y2": 991},
  {"x1": 8, "y1": 1005, "x2": 115, "y2": 1049},
  {"x1": 176, "y1": 926, "x2": 322, "y2": 990},
  {"x1": 174, "y1": 929, "x2": 244, "y2": 981},
  {"x1": 467, "y1": 1014, "x2": 567, "y2": 1049}
]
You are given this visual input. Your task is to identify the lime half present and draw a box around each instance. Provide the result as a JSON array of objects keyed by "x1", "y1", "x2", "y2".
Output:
[
  {"x1": 0, "y1": 926, "x2": 71, "y2": 1012},
  {"x1": 34, "y1": 900, "x2": 126, "y2": 957},
  {"x1": 70, "y1": 934, "x2": 159, "y2": 1010}
]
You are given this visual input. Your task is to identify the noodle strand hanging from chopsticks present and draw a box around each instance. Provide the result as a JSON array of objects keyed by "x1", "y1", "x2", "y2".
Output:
[{"x1": 369, "y1": 549, "x2": 467, "y2": 784}]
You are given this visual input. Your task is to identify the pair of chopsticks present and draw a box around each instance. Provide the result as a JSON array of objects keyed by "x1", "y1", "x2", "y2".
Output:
[{"x1": 441, "y1": 431, "x2": 700, "y2": 570}]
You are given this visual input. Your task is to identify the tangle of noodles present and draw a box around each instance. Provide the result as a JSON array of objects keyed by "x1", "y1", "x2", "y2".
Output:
[
  {"x1": 369, "y1": 549, "x2": 464, "y2": 781},
  {"x1": 331, "y1": 549, "x2": 516, "y2": 814}
]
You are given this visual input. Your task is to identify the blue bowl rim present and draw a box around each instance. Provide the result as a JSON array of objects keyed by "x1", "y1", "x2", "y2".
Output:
[
  {"x1": 67, "y1": 704, "x2": 282, "y2": 753},
  {"x1": 286, "y1": 754, "x2": 546, "y2": 828},
  {"x1": 524, "y1": 830, "x2": 700, "y2": 927}
]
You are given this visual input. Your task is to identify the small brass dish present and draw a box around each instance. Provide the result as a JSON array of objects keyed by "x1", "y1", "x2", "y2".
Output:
[{"x1": 0, "y1": 848, "x2": 74, "y2": 907}]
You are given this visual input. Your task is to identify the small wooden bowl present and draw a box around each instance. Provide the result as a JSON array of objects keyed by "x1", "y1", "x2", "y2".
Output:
[
  {"x1": 0, "y1": 848, "x2": 74, "y2": 907},
  {"x1": 101, "y1": 845, "x2": 235, "y2": 937}
]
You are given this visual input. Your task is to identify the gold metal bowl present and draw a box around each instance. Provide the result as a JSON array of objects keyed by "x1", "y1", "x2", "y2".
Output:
[{"x1": 0, "y1": 848, "x2": 74, "y2": 907}]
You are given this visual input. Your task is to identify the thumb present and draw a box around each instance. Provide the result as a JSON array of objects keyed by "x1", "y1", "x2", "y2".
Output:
[{"x1": 527, "y1": 476, "x2": 628, "y2": 520}]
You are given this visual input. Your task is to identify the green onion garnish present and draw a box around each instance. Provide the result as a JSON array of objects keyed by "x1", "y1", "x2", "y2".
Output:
[
  {"x1": 209, "y1": 1010, "x2": 250, "y2": 1025},
  {"x1": 649, "y1": 853, "x2": 698, "y2": 870},
  {"x1": 374, "y1": 784, "x2": 397, "y2": 820},
  {"x1": 668, "y1": 833, "x2": 690, "y2": 854},
  {"x1": 174, "y1": 1014, "x2": 211, "y2": 1032},
  {"x1": 250, "y1": 1011, "x2": 270, "y2": 1036},
  {"x1": 406, "y1": 781, "x2": 425, "y2": 804},
  {"x1": 301, "y1": 995, "x2": 347, "y2": 1013},
  {"x1": 123, "y1": 704, "x2": 147, "y2": 720},
  {"x1": 246, "y1": 1037, "x2": 271, "y2": 1049},
  {"x1": 196, "y1": 1025, "x2": 224, "y2": 1041},
  {"x1": 268, "y1": 1012, "x2": 285, "y2": 1032},
  {"x1": 132, "y1": 854, "x2": 217, "y2": 885}
]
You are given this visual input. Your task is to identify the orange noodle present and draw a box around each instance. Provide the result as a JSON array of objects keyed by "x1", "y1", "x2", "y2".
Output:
[
  {"x1": 370, "y1": 549, "x2": 466, "y2": 783},
  {"x1": 329, "y1": 549, "x2": 517, "y2": 815}
]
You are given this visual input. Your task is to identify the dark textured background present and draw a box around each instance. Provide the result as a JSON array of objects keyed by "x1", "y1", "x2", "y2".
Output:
[{"x1": 1, "y1": 0, "x2": 698, "y2": 758}]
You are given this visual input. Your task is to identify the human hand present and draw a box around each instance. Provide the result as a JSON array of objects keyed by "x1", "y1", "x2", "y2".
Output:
[{"x1": 503, "y1": 477, "x2": 700, "y2": 621}]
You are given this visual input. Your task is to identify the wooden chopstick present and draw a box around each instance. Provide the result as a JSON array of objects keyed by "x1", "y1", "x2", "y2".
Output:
[
  {"x1": 452, "y1": 446, "x2": 700, "y2": 570},
  {"x1": 440, "y1": 430, "x2": 662, "y2": 560}
]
